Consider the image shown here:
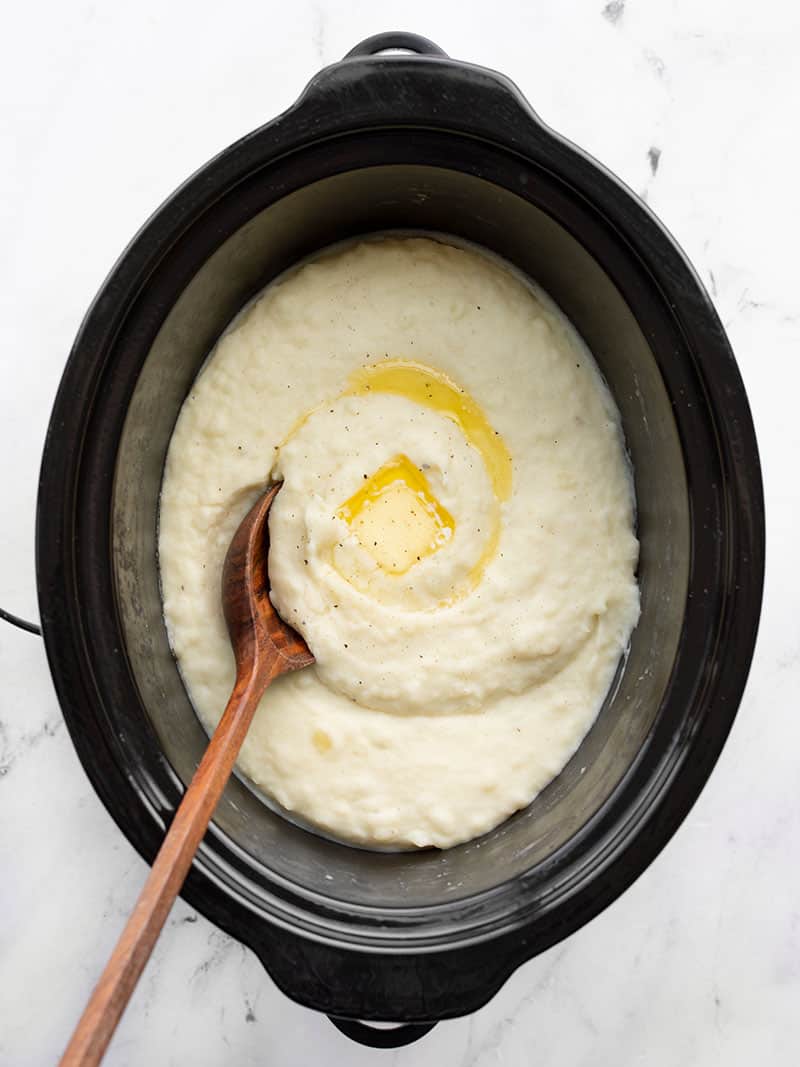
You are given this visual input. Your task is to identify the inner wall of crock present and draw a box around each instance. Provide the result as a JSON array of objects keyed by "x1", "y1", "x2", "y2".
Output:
[{"x1": 113, "y1": 165, "x2": 689, "y2": 907}]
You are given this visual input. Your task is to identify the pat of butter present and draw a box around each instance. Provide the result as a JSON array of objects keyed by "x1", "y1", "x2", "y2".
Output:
[{"x1": 338, "y1": 455, "x2": 454, "y2": 574}]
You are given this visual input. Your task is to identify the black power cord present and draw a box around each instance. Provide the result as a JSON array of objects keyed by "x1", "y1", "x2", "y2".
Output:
[{"x1": 0, "y1": 606, "x2": 41, "y2": 636}]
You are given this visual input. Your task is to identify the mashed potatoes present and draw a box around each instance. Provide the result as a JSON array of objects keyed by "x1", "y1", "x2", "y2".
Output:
[{"x1": 159, "y1": 237, "x2": 639, "y2": 849}]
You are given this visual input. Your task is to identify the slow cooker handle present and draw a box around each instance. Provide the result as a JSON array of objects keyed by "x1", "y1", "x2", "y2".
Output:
[
  {"x1": 343, "y1": 32, "x2": 448, "y2": 59},
  {"x1": 328, "y1": 1017, "x2": 437, "y2": 1047}
]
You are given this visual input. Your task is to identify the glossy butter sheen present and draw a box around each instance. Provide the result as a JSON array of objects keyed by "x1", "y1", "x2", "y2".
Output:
[
  {"x1": 345, "y1": 360, "x2": 513, "y2": 500},
  {"x1": 337, "y1": 453, "x2": 455, "y2": 575}
]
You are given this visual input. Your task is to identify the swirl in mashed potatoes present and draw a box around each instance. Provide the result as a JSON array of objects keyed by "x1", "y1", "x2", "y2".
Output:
[{"x1": 159, "y1": 237, "x2": 639, "y2": 849}]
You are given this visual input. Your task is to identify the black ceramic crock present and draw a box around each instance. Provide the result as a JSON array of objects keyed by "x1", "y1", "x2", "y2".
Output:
[{"x1": 22, "y1": 32, "x2": 764, "y2": 1048}]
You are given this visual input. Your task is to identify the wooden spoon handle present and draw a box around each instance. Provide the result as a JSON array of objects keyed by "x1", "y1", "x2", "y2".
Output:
[{"x1": 59, "y1": 665, "x2": 276, "y2": 1067}]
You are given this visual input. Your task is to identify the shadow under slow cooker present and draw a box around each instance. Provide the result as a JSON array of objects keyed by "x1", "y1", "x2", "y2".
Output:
[{"x1": 113, "y1": 165, "x2": 688, "y2": 909}]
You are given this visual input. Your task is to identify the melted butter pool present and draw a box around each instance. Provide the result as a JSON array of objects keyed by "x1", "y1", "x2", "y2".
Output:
[
  {"x1": 345, "y1": 360, "x2": 512, "y2": 502},
  {"x1": 278, "y1": 358, "x2": 513, "y2": 597},
  {"x1": 337, "y1": 360, "x2": 512, "y2": 598},
  {"x1": 338, "y1": 454, "x2": 455, "y2": 574}
]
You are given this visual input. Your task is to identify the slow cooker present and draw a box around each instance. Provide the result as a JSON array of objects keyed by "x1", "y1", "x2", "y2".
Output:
[{"x1": 12, "y1": 33, "x2": 764, "y2": 1047}]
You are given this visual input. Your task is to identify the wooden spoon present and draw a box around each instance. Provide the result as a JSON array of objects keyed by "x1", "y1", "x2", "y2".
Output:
[{"x1": 60, "y1": 483, "x2": 313, "y2": 1067}]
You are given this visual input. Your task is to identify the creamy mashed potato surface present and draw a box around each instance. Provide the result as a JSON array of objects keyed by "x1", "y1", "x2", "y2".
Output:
[{"x1": 159, "y1": 237, "x2": 639, "y2": 849}]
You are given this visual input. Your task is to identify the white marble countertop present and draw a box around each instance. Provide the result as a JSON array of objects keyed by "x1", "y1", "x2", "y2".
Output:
[{"x1": 1, "y1": 0, "x2": 797, "y2": 1063}]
